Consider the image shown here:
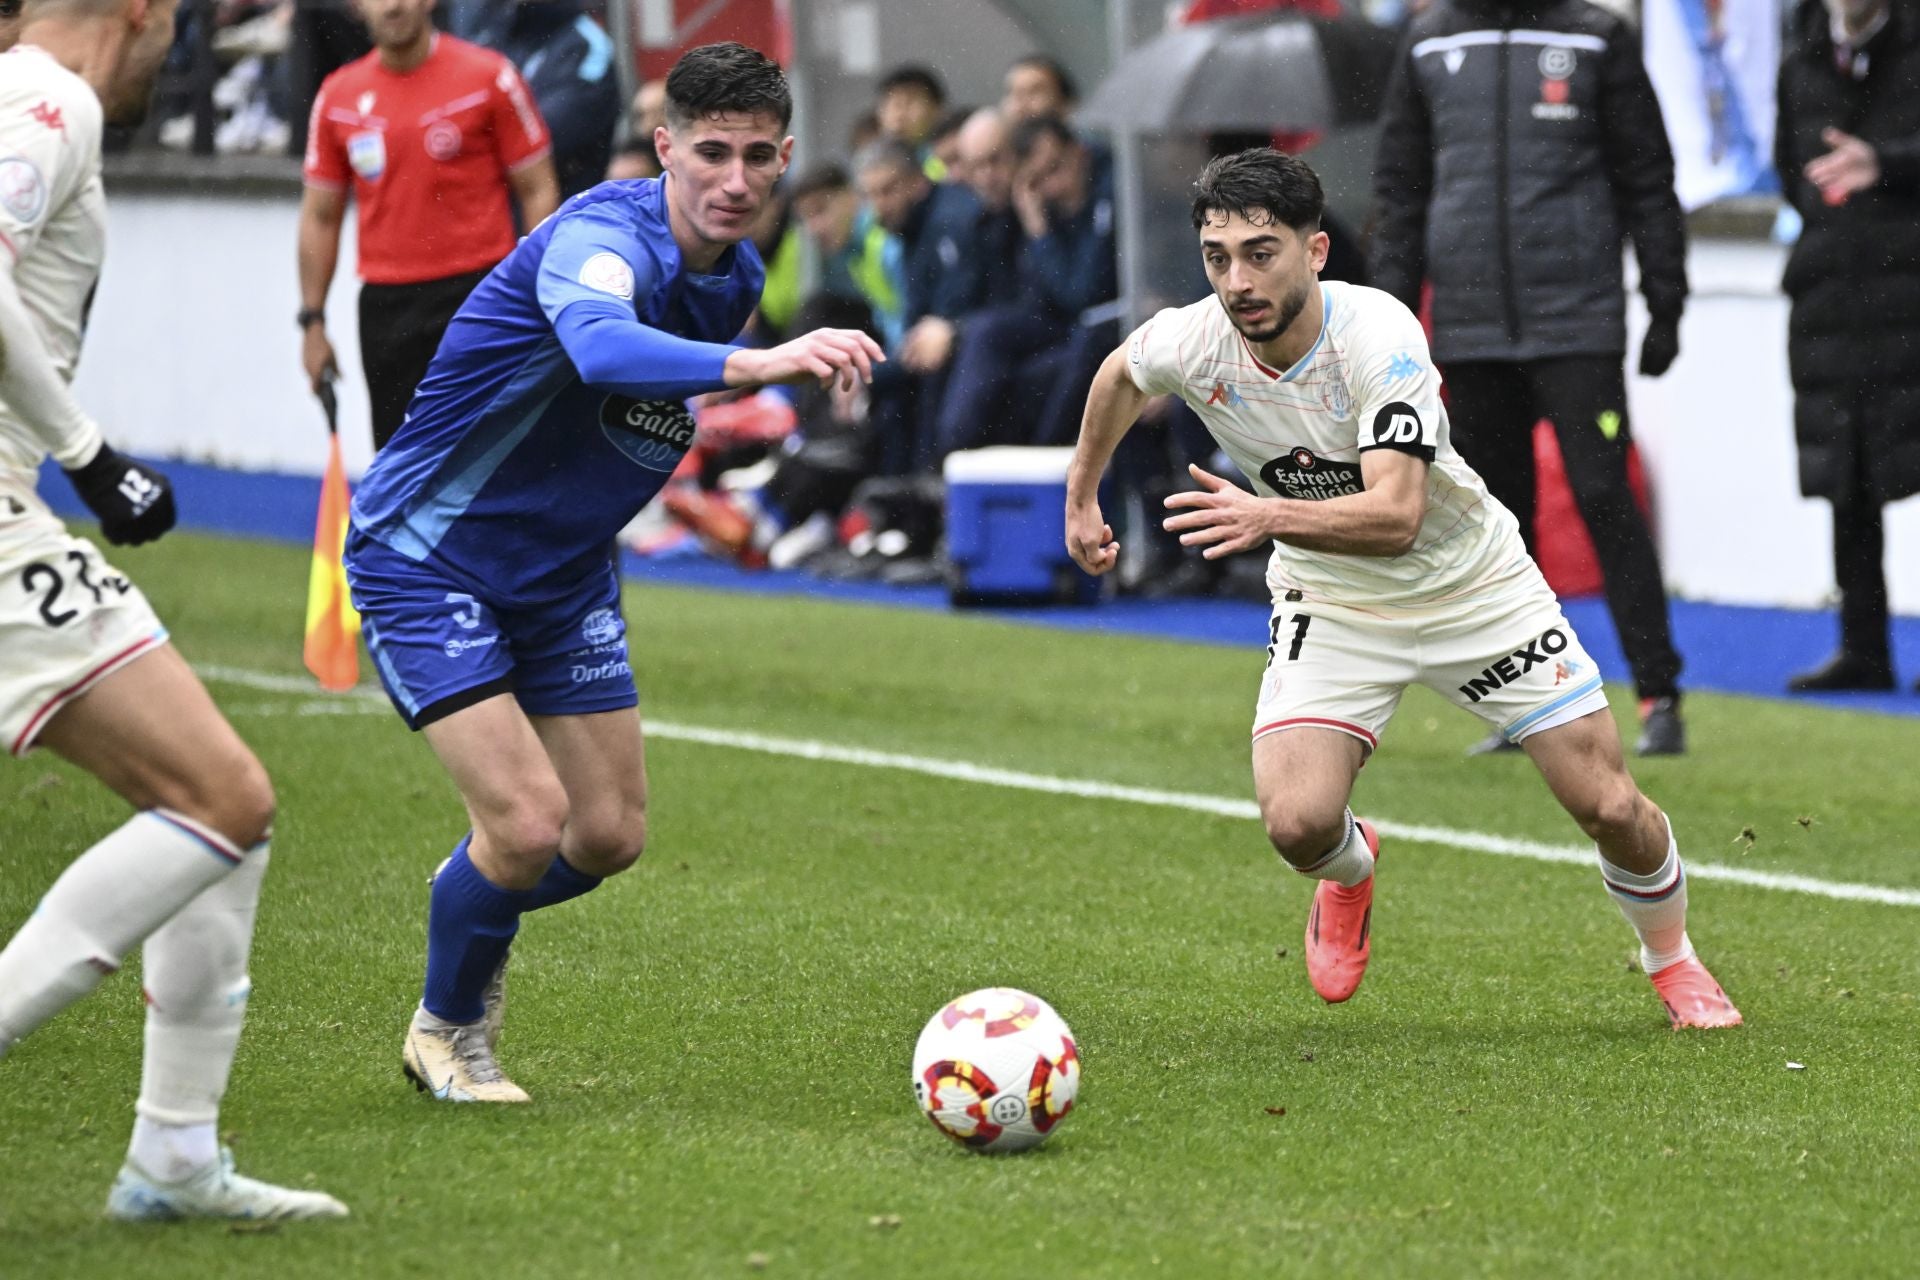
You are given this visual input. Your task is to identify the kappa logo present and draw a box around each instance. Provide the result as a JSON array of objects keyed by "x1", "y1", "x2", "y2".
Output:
[
  {"x1": 600, "y1": 396, "x2": 697, "y2": 472},
  {"x1": 1385, "y1": 352, "x2": 1423, "y2": 383},
  {"x1": 27, "y1": 100, "x2": 65, "y2": 137},
  {"x1": 1457, "y1": 628, "x2": 1572, "y2": 703},
  {"x1": 1553, "y1": 657, "x2": 1588, "y2": 686},
  {"x1": 1205, "y1": 381, "x2": 1246, "y2": 408}
]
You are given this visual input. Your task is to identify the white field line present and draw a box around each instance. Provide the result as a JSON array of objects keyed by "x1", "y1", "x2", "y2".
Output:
[{"x1": 199, "y1": 665, "x2": 1920, "y2": 910}]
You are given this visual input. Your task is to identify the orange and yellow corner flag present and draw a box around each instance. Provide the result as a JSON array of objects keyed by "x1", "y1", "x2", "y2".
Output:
[{"x1": 303, "y1": 428, "x2": 361, "y2": 691}]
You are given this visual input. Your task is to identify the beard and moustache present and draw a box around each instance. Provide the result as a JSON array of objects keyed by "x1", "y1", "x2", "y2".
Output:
[{"x1": 1228, "y1": 276, "x2": 1313, "y2": 344}]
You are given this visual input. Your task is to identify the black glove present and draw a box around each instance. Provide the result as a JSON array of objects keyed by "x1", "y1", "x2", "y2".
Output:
[
  {"x1": 64, "y1": 443, "x2": 176, "y2": 546},
  {"x1": 1638, "y1": 314, "x2": 1681, "y2": 378}
]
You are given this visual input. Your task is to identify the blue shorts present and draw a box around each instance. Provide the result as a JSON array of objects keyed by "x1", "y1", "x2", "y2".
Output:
[{"x1": 344, "y1": 530, "x2": 637, "y2": 730}]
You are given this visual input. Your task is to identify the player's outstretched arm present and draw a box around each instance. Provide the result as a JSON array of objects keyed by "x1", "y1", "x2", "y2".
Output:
[
  {"x1": 1065, "y1": 345, "x2": 1149, "y2": 576},
  {"x1": 723, "y1": 329, "x2": 885, "y2": 392},
  {"x1": 1164, "y1": 449, "x2": 1427, "y2": 559},
  {"x1": 0, "y1": 270, "x2": 174, "y2": 545}
]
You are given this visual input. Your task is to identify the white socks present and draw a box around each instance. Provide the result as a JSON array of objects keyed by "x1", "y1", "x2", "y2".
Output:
[
  {"x1": 0, "y1": 810, "x2": 245, "y2": 1049},
  {"x1": 1598, "y1": 815, "x2": 1693, "y2": 975},
  {"x1": 127, "y1": 1116, "x2": 220, "y2": 1184},
  {"x1": 0, "y1": 809, "x2": 267, "y2": 1180},
  {"x1": 136, "y1": 847, "x2": 267, "y2": 1128},
  {"x1": 1298, "y1": 810, "x2": 1375, "y2": 889}
]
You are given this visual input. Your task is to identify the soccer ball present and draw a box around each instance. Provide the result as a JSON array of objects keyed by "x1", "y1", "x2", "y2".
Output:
[{"x1": 911, "y1": 987, "x2": 1079, "y2": 1153}]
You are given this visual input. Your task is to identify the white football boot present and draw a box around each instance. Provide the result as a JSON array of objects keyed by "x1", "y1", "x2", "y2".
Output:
[
  {"x1": 402, "y1": 1014, "x2": 530, "y2": 1103},
  {"x1": 106, "y1": 1148, "x2": 348, "y2": 1222}
]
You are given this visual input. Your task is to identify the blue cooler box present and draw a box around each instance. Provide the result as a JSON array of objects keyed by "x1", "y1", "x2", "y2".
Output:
[{"x1": 944, "y1": 447, "x2": 1104, "y2": 606}]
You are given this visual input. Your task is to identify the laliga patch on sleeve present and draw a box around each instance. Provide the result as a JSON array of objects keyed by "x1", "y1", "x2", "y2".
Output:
[
  {"x1": 579, "y1": 251, "x2": 636, "y2": 300},
  {"x1": 0, "y1": 156, "x2": 49, "y2": 226},
  {"x1": 1363, "y1": 400, "x2": 1435, "y2": 459}
]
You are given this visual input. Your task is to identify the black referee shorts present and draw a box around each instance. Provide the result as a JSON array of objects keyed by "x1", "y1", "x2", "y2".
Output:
[{"x1": 358, "y1": 266, "x2": 492, "y2": 450}]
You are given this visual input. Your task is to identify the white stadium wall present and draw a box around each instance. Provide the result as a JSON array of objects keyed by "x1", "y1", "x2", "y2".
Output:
[{"x1": 78, "y1": 190, "x2": 1919, "y2": 615}]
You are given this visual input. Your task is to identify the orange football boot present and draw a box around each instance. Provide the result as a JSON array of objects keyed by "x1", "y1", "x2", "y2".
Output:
[
  {"x1": 1648, "y1": 955, "x2": 1743, "y2": 1029},
  {"x1": 1305, "y1": 820, "x2": 1379, "y2": 1004}
]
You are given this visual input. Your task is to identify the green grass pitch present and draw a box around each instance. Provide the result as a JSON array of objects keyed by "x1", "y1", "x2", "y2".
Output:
[{"x1": 3, "y1": 530, "x2": 1917, "y2": 1277}]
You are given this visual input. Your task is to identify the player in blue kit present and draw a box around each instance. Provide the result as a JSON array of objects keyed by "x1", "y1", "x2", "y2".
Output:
[{"x1": 344, "y1": 42, "x2": 884, "y2": 1102}]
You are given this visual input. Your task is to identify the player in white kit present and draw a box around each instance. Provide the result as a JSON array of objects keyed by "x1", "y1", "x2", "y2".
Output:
[
  {"x1": 1066, "y1": 149, "x2": 1740, "y2": 1029},
  {"x1": 0, "y1": 0, "x2": 346, "y2": 1219}
]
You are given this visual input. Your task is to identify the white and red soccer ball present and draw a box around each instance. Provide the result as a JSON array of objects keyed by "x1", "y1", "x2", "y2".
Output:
[{"x1": 911, "y1": 987, "x2": 1079, "y2": 1153}]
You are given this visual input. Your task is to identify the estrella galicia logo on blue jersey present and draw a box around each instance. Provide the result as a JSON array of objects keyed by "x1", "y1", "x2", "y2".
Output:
[
  {"x1": 581, "y1": 608, "x2": 622, "y2": 646},
  {"x1": 600, "y1": 396, "x2": 697, "y2": 472}
]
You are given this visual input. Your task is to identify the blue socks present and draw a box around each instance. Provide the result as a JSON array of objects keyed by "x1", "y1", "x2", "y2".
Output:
[
  {"x1": 423, "y1": 838, "x2": 527, "y2": 1024},
  {"x1": 422, "y1": 838, "x2": 604, "y2": 1024},
  {"x1": 526, "y1": 853, "x2": 603, "y2": 912}
]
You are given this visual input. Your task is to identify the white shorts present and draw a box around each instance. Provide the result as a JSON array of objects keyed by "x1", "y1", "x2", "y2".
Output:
[
  {"x1": 1251, "y1": 569, "x2": 1608, "y2": 755},
  {"x1": 1, "y1": 496, "x2": 168, "y2": 756}
]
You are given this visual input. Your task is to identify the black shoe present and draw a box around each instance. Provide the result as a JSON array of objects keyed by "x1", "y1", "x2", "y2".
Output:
[
  {"x1": 1787, "y1": 653, "x2": 1895, "y2": 693},
  {"x1": 1466, "y1": 728, "x2": 1522, "y2": 757},
  {"x1": 1635, "y1": 696, "x2": 1686, "y2": 756}
]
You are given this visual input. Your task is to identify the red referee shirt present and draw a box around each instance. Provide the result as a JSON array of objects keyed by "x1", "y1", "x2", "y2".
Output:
[{"x1": 303, "y1": 35, "x2": 550, "y2": 285}]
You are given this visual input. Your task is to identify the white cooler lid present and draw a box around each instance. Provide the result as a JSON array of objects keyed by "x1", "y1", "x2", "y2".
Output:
[{"x1": 942, "y1": 446, "x2": 1077, "y2": 483}]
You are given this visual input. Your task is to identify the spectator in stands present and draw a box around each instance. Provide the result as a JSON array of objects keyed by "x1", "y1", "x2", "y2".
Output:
[
  {"x1": 846, "y1": 108, "x2": 882, "y2": 155},
  {"x1": 855, "y1": 137, "x2": 988, "y2": 472},
  {"x1": 297, "y1": 0, "x2": 559, "y2": 449},
  {"x1": 628, "y1": 76, "x2": 665, "y2": 141},
  {"x1": 1777, "y1": 0, "x2": 1920, "y2": 693},
  {"x1": 605, "y1": 134, "x2": 659, "y2": 181},
  {"x1": 791, "y1": 165, "x2": 905, "y2": 349},
  {"x1": 286, "y1": 0, "x2": 371, "y2": 157},
  {"x1": 1002, "y1": 52, "x2": 1076, "y2": 123},
  {"x1": 927, "y1": 105, "x2": 973, "y2": 179},
  {"x1": 875, "y1": 63, "x2": 946, "y2": 176},
  {"x1": 1370, "y1": 0, "x2": 1692, "y2": 756},
  {"x1": 931, "y1": 113, "x2": 1118, "y2": 458},
  {"x1": 886, "y1": 108, "x2": 1025, "y2": 402},
  {"x1": 449, "y1": 0, "x2": 621, "y2": 198}
]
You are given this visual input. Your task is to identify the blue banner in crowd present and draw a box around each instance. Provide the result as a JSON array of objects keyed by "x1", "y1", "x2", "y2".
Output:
[{"x1": 1644, "y1": 0, "x2": 1782, "y2": 208}]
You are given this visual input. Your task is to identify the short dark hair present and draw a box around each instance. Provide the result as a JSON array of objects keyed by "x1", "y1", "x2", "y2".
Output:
[
  {"x1": 854, "y1": 137, "x2": 923, "y2": 181},
  {"x1": 1010, "y1": 54, "x2": 1077, "y2": 105},
  {"x1": 664, "y1": 42, "x2": 792, "y2": 131},
  {"x1": 1189, "y1": 147, "x2": 1324, "y2": 233},
  {"x1": 930, "y1": 105, "x2": 974, "y2": 147},
  {"x1": 789, "y1": 164, "x2": 851, "y2": 203},
  {"x1": 1009, "y1": 114, "x2": 1077, "y2": 165},
  {"x1": 877, "y1": 64, "x2": 946, "y2": 106}
]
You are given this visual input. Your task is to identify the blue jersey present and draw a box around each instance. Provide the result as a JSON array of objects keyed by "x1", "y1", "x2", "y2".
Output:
[{"x1": 350, "y1": 177, "x2": 764, "y2": 603}]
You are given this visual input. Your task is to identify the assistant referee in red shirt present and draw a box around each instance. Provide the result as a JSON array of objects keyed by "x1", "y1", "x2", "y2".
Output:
[{"x1": 296, "y1": 0, "x2": 561, "y2": 449}]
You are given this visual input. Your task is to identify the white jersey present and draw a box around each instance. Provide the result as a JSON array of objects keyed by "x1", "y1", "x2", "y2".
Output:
[
  {"x1": 0, "y1": 44, "x2": 106, "y2": 493},
  {"x1": 1126, "y1": 281, "x2": 1529, "y2": 611}
]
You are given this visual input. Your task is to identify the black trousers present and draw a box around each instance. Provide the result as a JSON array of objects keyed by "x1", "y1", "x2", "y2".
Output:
[
  {"x1": 357, "y1": 268, "x2": 490, "y2": 450},
  {"x1": 1827, "y1": 422, "x2": 1890, "y2": 663},
  {"x1": 1444, "y1": 356, "x2": 1683, "y2": 701}
]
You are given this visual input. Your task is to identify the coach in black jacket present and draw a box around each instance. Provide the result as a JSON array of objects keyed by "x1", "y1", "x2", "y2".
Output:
[
  {"x1": 1370, "y1": 0, "x2": 1691, "y2": 756},
  {"x1": 1776, "y1": 0, "x2": 1920, "y2": 693}
]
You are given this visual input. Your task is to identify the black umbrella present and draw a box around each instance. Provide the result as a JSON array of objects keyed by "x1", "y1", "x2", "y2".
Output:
[{"x1": 1079, "y1": 12, "x2": 1400, "y2": 132}]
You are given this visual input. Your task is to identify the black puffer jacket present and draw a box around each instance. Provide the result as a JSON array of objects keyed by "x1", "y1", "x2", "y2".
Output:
[
  {"x1": 1369, "y1": 0, "x2": 1687, "y2": 363},
  {"x1": 1777, "y1": 0, "x2": 1920, "y2": 504}
]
